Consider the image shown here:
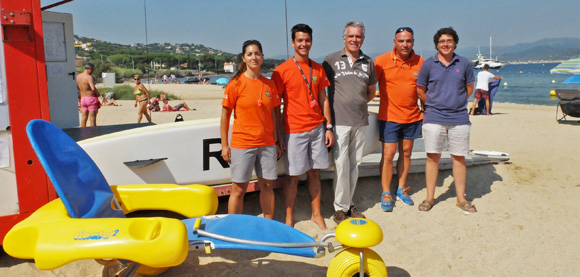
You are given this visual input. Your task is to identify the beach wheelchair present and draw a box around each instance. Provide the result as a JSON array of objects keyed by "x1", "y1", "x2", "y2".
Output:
[{"x1": 3, "y1": 119, "x2": 387, "y2": 277}]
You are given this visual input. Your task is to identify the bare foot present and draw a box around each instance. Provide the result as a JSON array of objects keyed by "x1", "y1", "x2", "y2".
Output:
[{"x1": 311, "y1": 214, "x2": 327, "y2": 230}]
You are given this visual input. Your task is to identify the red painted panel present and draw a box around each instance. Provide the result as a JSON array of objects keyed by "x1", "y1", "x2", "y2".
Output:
[{"x1": 0, "y1": 0, "x2": 53, "y2": 232}]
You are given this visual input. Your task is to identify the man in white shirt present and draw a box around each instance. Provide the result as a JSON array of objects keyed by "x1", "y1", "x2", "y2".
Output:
[{"x1": 471, "y1": 64, "x2": 502, "y2": 115}]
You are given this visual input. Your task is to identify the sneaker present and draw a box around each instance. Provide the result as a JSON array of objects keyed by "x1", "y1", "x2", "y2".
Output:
[
  {"x1": 397, "y1": 187, "x2": 414, "y2": 206},
  {"x1": 380, "y1": 192, "x2": 393, "y2": 212},
  {"x1": 349, "y1": 206, "x2": 366, "y2": 219},
  {"x1": 333, "y1": 210, "x2": 347, "y2": 224}
]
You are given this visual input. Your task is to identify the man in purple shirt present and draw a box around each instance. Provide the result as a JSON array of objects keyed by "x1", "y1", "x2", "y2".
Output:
[{"x1": 416, "y1": 27, "x2": 477, "y2": 213}]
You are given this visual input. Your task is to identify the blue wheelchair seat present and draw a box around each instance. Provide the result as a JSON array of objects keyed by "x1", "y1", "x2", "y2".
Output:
[{"x1": 26, "y1": 119, "x2": 125, "y2": 219}]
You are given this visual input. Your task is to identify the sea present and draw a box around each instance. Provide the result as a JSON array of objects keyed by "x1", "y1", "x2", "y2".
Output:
[
  {"x1": 172, "y1": 63, "x2": 574, "y2": 107},
  {"x1": 472, "y1": 62, "x2": 576, "y2": 106}
]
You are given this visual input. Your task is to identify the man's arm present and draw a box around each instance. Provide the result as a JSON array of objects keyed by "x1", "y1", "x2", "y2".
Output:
[
  {"x1": 466, "y1": 83, "x2": 475, "y2": 99},
  {"x1": 319, "y1": 89, "x2": 334, "y2": 147},
  {"x1": 88, "y1": 75, "x2": 99, "y2": 97},
  {"x1": 417, "y1": 85, "x2": 427, "y2": 103},
  {"x1": 366, "y1": 84, "x2": 377, "y2": 102}
]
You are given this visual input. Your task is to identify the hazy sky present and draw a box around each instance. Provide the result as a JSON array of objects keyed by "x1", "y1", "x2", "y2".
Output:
[{"x1": 43, "y1": 0, "x2": 580, "y2": 59}]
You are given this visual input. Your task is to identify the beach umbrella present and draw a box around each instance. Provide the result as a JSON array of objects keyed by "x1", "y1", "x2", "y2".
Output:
[
  {"x1": 550, "y1": 58, "x2": 580, "y2": 75},
  {"x1": 563, "y1": 74, "x2": 580, "y2": 84},
  {"x1": 216, "y1": 77, "x2": 229, "y2": 85}
]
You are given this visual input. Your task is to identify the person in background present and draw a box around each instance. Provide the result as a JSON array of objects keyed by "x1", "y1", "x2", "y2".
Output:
[
  {"x1": 470, "y1": 63, "x2": 502, "y2": 116},
  {"x1": 134, "y1": 75, "x2": 152, "y2": 123},
  {"x1": 220, "y1": 40, "x2": 281, "y2": 219},
  {"x1": 149, "y1": 95, "x2": 160, "y2": 111},
  {"x1": 77, "y1": 63, "x2": 100, "y2": 127},
  {"x1": 161, "y1": 98, "x2": 193, "y2": 111},
  {"x1": 374, "y1": 27, "x2": 424, "y2": 212},
  {"x1": 322, "y1": 21, "x2": 376, "y2": 223},
  {"x1": 272, "y1": 24, "x2": 333, "y2": 230},
  {"x1": 416, "y1": 27, "x2": 477, "y2": 213},
  {"x1": 101, "y1": 91, "x2": 120, "y2": 106}
]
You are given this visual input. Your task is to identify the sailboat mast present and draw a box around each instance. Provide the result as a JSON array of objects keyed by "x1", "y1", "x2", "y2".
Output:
[{"x1": 490, "y1": 36, "x2": 492, "y2": 61}]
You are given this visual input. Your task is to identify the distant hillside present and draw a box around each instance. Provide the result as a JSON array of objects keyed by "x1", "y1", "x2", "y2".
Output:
[
  {"x1": 496, "y1": 37, "x2": 580, "y2": 61},
  {"x1": 447, "y1": 37, "x2": 580, "y2": 62},
  {"x1": 77, "y1": 35, "x2": 580, "y2": 65},
  {"x1": 74, "y1": 35, "x2": 224, "y2": 56},
  {"x1": 73, "y1": 36, "x2": 286, "y2": 73},
  {"x1": 362, "y1": 37, "x2": 580, "y2": 63}
]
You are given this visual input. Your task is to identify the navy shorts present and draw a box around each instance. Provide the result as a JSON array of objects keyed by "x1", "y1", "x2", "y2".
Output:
[{"x1": 379, "y1": 120, "x2": 422, "y2": 143}]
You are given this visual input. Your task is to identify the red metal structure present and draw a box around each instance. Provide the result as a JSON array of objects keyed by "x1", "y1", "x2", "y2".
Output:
[{"x1": 0, "y1": 0, "x2": 57, "y2": 243}]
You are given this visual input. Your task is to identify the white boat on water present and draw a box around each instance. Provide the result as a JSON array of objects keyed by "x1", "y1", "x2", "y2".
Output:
[{"x1": 471, "y1": 37, "x2": 505, "y2": 69}]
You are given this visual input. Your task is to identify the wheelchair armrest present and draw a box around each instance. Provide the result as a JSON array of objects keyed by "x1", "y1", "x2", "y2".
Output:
[
  {"x1": 3, "y1": 199, "x2": 188, "y2": 270},
  {"x1": 111, "y1": 184, "x2": 218, "y2": 218}
]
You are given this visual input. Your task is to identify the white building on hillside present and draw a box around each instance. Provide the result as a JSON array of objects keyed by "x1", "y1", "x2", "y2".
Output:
[{"x1": 224, "y1": 62, "x2": 237, "y2": 73}]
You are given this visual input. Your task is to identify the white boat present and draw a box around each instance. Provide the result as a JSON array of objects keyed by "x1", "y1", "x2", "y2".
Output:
[{"x1": 471, "y1": 37, "x2": 504, "y2": 69}]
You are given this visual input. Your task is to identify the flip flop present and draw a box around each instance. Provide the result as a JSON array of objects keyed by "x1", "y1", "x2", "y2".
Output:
[
  {"x1": 457, "y1": 201, "x2": 477, "y2": 213},
  {"x1": 418, "y1": 200, "x2": 434, "y2": 212}
]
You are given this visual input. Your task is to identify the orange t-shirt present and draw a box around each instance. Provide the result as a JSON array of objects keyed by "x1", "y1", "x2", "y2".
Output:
[
  {"x1": 222, "y1": 74, "x2": 280, "y2": 149},
  {"x1": 374, "y1": 49, "x2": 424, "y2": 123},
  {"x1": 271, "y1": 58, "x2": 330, "y2": 134}
]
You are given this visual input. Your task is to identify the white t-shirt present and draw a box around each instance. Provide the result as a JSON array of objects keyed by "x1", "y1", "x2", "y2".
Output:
[{"x1": 475, "y1": 71, "x2": 495, "y2": 91}]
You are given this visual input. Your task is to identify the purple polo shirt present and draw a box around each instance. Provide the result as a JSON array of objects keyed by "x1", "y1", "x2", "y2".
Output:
[{"x1": 417, "y1": 53, "x2": 475, "y2": 125}]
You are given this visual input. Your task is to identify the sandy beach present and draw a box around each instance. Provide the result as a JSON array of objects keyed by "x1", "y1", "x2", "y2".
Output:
[{"x1": 2, "y1": 83, "x2": 580, "y2": 276}]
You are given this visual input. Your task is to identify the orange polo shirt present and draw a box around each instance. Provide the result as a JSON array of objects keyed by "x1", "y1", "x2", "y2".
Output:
[
  {"x1": 374, "y1": 49, "x2": 424, "y2": 123},
  {"x1": 222, "y1": 74, "x2": 280, "y2": 149},
  {"x1": 271, "y1": 58, "x2": 330, "y2": 133}
]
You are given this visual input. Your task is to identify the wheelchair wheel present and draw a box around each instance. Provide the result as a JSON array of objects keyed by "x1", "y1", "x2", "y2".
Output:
[
  {"x1": 327, "y1": 248, "x2": 387, "y2": 277},
  {"x1": 136, "y1": 264, "x2": 170, "y2": 275}
]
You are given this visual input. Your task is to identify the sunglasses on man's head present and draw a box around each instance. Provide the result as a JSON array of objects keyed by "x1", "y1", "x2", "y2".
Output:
[{"x1": 395, "y1": 27, "x2": 413, "y2": 35}]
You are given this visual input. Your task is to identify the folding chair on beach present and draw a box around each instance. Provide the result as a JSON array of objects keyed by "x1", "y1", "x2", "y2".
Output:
[{"x1": 555, "y1": 89, "x2": 580, "y2": 123}]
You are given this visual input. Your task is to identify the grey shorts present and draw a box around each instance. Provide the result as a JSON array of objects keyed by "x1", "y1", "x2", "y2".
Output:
[
  {"x1": 422, "y1": 123, "x2": 470, "y2": 156},
  {"x1": 230, "y1": 145, "x2": 277, "y2": 183},
  {"x1": 284, "y1": 123, "x2": 330, "y2": 176}
]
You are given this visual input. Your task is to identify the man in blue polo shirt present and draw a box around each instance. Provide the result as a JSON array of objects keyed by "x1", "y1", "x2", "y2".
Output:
[{"x1": 416, "y1": 27, "x2": 477, "y2": 213}]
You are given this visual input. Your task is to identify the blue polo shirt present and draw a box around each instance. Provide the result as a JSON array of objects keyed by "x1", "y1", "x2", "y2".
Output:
[{"x1": 417, "y1": 53, "x2": 475, "y2": 125}]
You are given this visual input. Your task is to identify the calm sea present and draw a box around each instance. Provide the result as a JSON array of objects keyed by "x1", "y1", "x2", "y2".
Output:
[{"x1": 472, "y1": 62, "x2": 576, "y2": 106}]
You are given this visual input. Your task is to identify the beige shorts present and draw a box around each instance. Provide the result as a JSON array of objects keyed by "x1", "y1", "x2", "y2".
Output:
[
  {"x1": 422, "y1": 123, "x2": 470, "y2": 156},
  {"x1": 284, "y1": 123, "x2": 330, "y2": 176}
]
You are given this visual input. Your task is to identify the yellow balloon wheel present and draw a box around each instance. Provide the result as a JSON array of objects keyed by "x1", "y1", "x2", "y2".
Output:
[
  {"x1": 136, "y1": 264, "x2": 170, "y2": 275},
  {"x1": 327, "y1": 248, "x2": 387, "y2": 277}
]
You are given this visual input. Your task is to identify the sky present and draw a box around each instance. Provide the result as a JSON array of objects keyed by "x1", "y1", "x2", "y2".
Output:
[{"x1": 43, "y1": 0, "x2": 580, "y2": 59}]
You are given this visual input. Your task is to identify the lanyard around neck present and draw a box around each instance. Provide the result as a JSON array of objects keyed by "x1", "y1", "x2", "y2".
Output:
[{"x1": 292, "y1": 57, "x2": 313, "y2": 97}]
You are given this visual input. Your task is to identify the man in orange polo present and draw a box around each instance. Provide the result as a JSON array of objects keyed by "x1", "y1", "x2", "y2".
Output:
[
  {"x1": 272, "y1": 24, "x2": 333, "y2": 230},
  {"x1": 374, "y1": 27, "x2": 424, "y2": 212}
]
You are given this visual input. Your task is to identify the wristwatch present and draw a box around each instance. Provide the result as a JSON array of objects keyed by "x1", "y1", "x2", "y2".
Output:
[{"x1": 326, "y1": 124, "x2": 333, "y2": 131}]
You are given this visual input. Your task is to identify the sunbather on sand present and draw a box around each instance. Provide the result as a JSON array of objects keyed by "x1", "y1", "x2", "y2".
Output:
[{"x1": 161, "y1": 98, "x2": 194, "y2": 111}]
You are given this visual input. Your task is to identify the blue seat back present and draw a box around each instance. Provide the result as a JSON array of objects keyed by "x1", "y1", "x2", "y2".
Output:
[{"x1": 26, "y1": 119, "x2": 125, "y2": 219}]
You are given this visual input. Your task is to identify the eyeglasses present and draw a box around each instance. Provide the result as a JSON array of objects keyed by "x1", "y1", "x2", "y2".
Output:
[
  {"x1": 395, "y1": 27, "x2": 413, "y2": 35},
  {"x1": 134, "y1": 78, "x2": 139, "y2": 80},
  {"x1": 438, "y1": 39, "x2": 455, "y2": 45}
]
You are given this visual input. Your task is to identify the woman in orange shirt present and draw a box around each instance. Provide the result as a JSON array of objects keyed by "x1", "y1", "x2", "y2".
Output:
[{"x1": 220, "y1": 40, "x2": 281, "y2": 219}]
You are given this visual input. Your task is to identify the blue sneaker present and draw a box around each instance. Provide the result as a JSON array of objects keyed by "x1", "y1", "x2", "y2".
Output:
[
  {"x1": 380, "y1": 192, "x2": 393, "y2": 212},
  {"x1": 397, "y1": 187, "x2": 414, "y2": 206}
]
